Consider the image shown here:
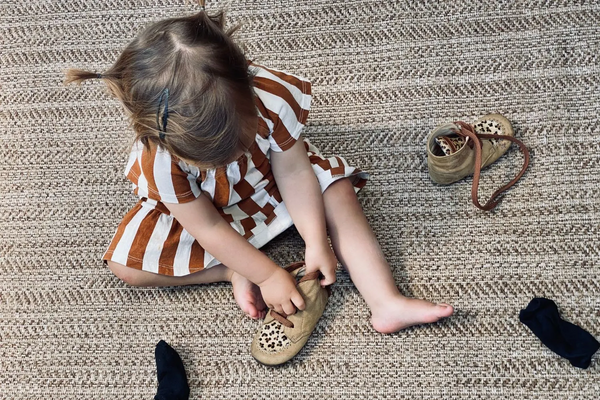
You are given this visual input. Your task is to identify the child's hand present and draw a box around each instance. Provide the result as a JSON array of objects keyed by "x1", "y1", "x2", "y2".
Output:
[
  {"x1": 258, "y1": 268, "x2": 305, "y2": 315},
  {"x1": 305, "y1": 243, "x2": 338, "y2": 287}
]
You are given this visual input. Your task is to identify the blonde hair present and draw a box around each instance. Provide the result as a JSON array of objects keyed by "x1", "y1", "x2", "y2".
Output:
[{"x1": 64, "y1": 3, "x2": 255, "y2": 169}]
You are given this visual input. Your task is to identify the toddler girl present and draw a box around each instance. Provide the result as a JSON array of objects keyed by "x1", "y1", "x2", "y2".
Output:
[{"x1": 64, "y1": 4, "x2": 453, "y2": 333}]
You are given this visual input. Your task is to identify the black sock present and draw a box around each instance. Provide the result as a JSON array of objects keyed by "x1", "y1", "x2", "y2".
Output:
[
  {"x1": 154, "y1": 340, "x2": 190, "y2": 400},
  {"x1": 519, "y1": 298, "x2": 599, "y2": 369}
]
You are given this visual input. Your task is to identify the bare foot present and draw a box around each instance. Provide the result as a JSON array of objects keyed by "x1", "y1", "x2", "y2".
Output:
[
  {"x1": 229, "y1": 271, "x2": 267, "y2": 320},
  {"x1": 370, "y1": 295, "x2": 454, "y2": 334}
]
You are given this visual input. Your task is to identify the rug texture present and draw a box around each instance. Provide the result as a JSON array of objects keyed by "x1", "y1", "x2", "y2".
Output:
[{"x1": 1, "y1": 0, "x2": 599, "y2": 399}]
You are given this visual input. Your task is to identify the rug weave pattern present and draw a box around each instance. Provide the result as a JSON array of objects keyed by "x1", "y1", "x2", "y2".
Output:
[{"x1": 1, "y1": 0, "x2": 599, "y2": 399}]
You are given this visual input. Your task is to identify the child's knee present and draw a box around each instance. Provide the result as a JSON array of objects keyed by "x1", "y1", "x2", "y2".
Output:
[
  {"x1": 106, "y1": 260, "x2": 143, "y2": 286},
  {"x1": 325, "y1": 178, "x2": 357, "y2": 201}
]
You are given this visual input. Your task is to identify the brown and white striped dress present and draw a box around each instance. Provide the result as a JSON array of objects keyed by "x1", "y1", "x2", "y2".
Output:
[{"x1": 102, "y1": 64, "x2": 369, "y2": 276}]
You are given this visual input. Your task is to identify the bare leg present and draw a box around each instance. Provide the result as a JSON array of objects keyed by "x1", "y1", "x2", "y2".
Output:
[
  {"x1": 322, "y1": 179, "x2": 454, "y2": 333},
  {"x1": 106, "y1": 261, "x2": 266, "y2": 319}
]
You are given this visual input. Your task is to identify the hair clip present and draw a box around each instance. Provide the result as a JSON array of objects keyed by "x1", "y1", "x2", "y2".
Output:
[{"x1": 156, "y1": 88, "x2": 169, "y2": 140}]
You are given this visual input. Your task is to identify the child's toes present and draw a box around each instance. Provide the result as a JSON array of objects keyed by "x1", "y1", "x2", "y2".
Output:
[{"x1": 437, "y1": 304, "x2": 454, "y2": 318}]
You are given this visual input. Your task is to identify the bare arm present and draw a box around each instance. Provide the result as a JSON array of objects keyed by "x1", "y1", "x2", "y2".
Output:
[
  {"x1": 164, "y1": 194, "x2": 305, "y2": 314},
  {"x1": 270, "y1": 136, "x2": 338, "y2": 286}
]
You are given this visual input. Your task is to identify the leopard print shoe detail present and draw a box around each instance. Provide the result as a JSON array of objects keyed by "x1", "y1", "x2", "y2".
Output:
[
  {"x1": 257, "y1": 320, "x2": 291, "y2": 354},
  {"x1": 473, "y1": 118, "x2": 507, "y2": 148}
]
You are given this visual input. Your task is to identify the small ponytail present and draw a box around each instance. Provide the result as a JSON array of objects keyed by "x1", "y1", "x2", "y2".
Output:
[{"x1": 63, "y1": 68, "x2": 104, "y2": 86}]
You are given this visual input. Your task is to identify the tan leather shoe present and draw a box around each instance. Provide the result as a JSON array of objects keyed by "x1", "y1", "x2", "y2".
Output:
[
  {"x1": 427, "y1": 113, "x2": 530, "y2": 210},
  {"x1": 250, "y1": 262, "x2": 329, "y2": 366}
]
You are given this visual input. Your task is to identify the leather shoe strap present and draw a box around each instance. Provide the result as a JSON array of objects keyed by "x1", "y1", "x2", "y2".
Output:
[{"x1": 455, "y1": 122, "x2": 530, "y2": 211}]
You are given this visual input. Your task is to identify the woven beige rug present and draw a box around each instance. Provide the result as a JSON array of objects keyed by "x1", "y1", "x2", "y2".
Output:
[{"x1": 2, "y1": 0, "x2": 599, "y2": 398}]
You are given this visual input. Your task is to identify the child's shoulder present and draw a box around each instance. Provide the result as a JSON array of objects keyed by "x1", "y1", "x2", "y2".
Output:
[
  {"x1": 248, "y1": 63, "x2": 312, "y2": 152},
  {"x1": 249, "y1": 62, "x2": 312, "y2": 107},
  {"x1": 249, "y1": 62, "x2": 311, "y2": 84}
]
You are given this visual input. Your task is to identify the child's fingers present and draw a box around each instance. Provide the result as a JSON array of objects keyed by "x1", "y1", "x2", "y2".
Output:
[
  {"x1": 282, "y1": 301, "x2": 297, "y2": 316},
  {"x1": 291, "y1": 292, "x2": 305, "y2": 311},
  {"x1": 269, "y1": 303, "x2": 280, "y2": 313},
  {"x1": 320, "y1": 269, "x2": 337, "y2": 287}
]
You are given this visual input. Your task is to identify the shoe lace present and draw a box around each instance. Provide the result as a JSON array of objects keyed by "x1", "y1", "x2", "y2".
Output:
[
  {"x1": 454, "y1": 121, "x2": 531, "y2": 211},
  {"x1": 268, "y1": 262, "x2": 329, "y2": 329}
]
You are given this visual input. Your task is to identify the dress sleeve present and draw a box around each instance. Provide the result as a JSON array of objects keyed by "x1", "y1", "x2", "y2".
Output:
[
  {"x1": 250, "y1": 64, "x2": 312, "y2": 152},
  {"x1": 124, "y1": 141, "x2": 202, "y2": 204}
]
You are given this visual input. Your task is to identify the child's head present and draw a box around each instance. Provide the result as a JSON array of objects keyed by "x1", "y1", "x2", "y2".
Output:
[{"x1": 64, "y1": 3, "x2": 255, "y2": 169}]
